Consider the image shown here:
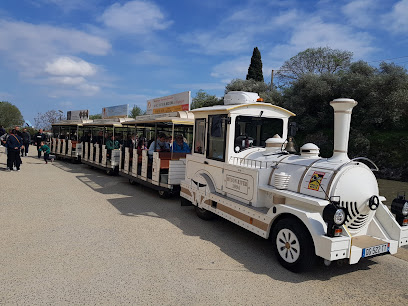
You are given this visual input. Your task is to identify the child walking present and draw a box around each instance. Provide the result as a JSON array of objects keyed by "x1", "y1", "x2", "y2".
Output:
[{"x1": 39, "y1": 141, "x2": 53, "y2": 164}]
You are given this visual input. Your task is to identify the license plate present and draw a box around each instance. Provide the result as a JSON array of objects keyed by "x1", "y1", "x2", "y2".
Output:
[{"x1": 362, "y1": 243, "x2": 390, "y2": 258}]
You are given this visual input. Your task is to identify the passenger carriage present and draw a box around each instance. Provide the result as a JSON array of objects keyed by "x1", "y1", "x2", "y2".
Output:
[
  {"x1": 80, "y1": 118, "x2": 133, "y2": 174},
  {"x1": 51, "y1": 120, "x2": 91, "y2": 161},
  {"x1": 119, "y1": 112, "x2": 194, "y2": 197}
]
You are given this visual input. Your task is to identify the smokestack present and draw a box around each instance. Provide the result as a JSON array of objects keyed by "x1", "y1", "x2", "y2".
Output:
[{"x1": 329, "y1": 98, "x2": 358, "y2": 162}]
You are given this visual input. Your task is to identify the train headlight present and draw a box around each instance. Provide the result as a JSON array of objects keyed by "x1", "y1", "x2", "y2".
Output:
[
  {"x1": 402, "y1": 202, "x2": 408, "y2": 216},
  {"x1": 323, "y1": 203, "x2": 347, "y2": 237},
  {"x1": 334, "y1": 209, "x2": 346, "y2": 225},
  {"x1": 391, "y1": 195, "x2": 408, "y2": 226}
]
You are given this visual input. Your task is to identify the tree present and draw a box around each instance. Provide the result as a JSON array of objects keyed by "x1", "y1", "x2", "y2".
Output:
[
  {"x1": 191, "y1": 90, "x2": 222, "y2": 109},
  {"x1": 34, "y1": 110, "x2": 65, "y2": 130},
  {"x1": 277, "y1": 47, "x2": 353, "y2": 83},
  {"x1": 129, "y1": 105, "x2": 144, "y2": 118},
  {"x1": 0, "y1": 101, "x2": 24, "y2": 128},
  {"x1": 89, "y1": 114, "x2": 102, "y2": 120},
  {"x1": 246, "y1": 47, "x2": 264, "y2": 82}
]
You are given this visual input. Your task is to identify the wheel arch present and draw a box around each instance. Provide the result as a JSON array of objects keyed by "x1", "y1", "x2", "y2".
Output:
[{"x1": 268, "y1": 209, "x2": 324, "y2": 256}]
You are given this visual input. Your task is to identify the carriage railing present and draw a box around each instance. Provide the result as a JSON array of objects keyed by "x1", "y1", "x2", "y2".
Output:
[{"x1": 229, "y1": 156, "x2": 276, "y2": 169}]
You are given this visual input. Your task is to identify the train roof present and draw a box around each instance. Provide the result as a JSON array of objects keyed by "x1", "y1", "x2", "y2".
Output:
[
  {"x1": 123, "y1": 111, "x2": 194, "y2": 125},
  {"x1": 52, "y1": 119, "x2": 93, "y2": 127},
  {"x1": 191, "y1": 103, "x2": 296, "y2": 118}
]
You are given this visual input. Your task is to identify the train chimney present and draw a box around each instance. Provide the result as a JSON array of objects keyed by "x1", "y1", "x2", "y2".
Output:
[{"x1": 329, "y1": 98, "x2": 358, "y2": 162}]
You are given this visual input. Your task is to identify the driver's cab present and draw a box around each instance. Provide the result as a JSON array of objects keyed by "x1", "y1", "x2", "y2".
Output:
[{"x1": 191, "y1": 91, "x2": 295, "y2": 164}]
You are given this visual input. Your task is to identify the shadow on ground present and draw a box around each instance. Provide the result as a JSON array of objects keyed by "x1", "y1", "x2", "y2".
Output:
[{"x1": 50, "y1": 159, "x2": 382, "y2": 283}]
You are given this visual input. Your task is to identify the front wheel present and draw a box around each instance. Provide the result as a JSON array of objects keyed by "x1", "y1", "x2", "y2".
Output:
[
  {"x1": 272, "y1": 218, "x2": 316, "y2": 273},
  {"x1": 195, "y1": 206, "x2": 215, "y2": 220}
]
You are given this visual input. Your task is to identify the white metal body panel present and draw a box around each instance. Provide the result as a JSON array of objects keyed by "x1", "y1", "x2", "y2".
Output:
[
  {"x1": 123, "y1": 147, "x2": 130, "y2": 174},
  {"x1": 67, "y1": 140, "x2": 72, "y2": 157},
  {"x1": 89, "y1": 143, "x2": 94, "y2": 162},
  {"x1": 132, "y1": 149, "x2": 138, "y2": 177}
]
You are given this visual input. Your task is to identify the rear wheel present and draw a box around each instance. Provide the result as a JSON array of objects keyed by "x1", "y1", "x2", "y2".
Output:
[
  {"x1": 195, "y1": 206, "x2": 215, "y2": 220},
  {"x1": 272, "y1": 218, "x2": 316, "y2": 273},
  {"x1": 129, "y1": 179, "x2": 139, "y2": 185},
  {"x1": 158, "y1": 190, "x2": 172, "y2": 198}
]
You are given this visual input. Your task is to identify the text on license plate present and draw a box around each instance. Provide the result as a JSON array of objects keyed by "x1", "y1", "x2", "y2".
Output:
[{"x1": 362, "y1": 243, "x2": 390, "y2": 258}]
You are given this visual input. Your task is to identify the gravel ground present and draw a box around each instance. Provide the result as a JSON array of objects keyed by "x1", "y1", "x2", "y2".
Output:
[{"x1": 1, "y1": 150, "x2": 408, "y2": 305}]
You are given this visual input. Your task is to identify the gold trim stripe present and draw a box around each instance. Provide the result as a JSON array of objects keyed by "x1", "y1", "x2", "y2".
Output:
[
  {"x1": 181, "y1": 187, "x2": 191, "y2": 197},
  {"x1": 216, "y1": 203, "x2": 269, "y2": 231}
]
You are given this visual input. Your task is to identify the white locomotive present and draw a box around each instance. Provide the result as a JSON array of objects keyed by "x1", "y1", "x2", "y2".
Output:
[{"x1": 180, "y1": 91, "x2": 408, "y2": 272}]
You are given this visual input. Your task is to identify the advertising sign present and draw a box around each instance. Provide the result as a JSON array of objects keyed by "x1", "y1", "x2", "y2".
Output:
[
  {"x1": 102, "y1": 104, "x2": 129, "y2": 119},
  {"x1": 67, "y1": 110, "x2": 89, "y2": 120},
  {"x1": 146, "y1": 91, "x2": 190, "y2": 115}
]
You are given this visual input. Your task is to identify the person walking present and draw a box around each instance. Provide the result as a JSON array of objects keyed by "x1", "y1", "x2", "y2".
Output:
[
  {"x1": 21, "y1": 128, "x2": 31, "y2": 157},
  {"x1": 34, "y1": 129, "x2": 47, "y2": 158},
  {"x1": 5, "y1": 129, "x2": 22, "y2": 171}
]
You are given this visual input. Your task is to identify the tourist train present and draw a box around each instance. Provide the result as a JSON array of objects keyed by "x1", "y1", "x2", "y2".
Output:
[{"x1": 51, "y1": 91, "x2": 408, "y2": 272}]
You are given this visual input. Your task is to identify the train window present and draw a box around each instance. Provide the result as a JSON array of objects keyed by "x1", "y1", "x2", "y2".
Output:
[
  {"x1": 234, "y1": 116, "x2": 283, "y2": 151},
  {"x1": 194, "y1": 119, "x2": 205, "y2": 154},
  {"x1": 207, "y1": 115, "x2": 227, "y2": 161}
]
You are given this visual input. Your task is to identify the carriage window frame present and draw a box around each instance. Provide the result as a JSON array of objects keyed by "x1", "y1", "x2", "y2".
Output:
[
  {"x1": 194, "y1": 118, "x2": 206, "y2": 154},
  {"x1": 206, "y1": 114, "x2": 228, "y2": 162}
]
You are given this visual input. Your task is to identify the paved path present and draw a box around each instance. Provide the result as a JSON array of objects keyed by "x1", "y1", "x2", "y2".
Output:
[{"x1": 1, "y1": 151, "x2": 408, "y2": 305}]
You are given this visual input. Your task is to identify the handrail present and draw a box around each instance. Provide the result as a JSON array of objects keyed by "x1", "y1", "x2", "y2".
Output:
[{"x1": 349, "y1": 157, "x2": 379, "y2": 171}]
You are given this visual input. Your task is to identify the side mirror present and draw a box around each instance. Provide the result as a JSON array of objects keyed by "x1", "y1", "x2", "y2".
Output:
[{"x1": 289, "y1": 122, "x2": 297, "y2": 137}]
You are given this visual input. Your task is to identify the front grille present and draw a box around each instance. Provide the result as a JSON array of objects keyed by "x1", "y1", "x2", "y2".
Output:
[{"x1": 340, "y1": 201, "x2": 370, "y2": 233}]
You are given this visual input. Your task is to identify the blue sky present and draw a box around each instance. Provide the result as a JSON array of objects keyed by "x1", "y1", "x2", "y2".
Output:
[{"x1": 1, "y1": 0, "x2": 408, "y2": 124}]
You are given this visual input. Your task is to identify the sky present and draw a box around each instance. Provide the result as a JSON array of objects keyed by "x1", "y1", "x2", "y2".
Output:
[{"x1": 0, "y1": 0, "x2": 408, "y2": 125}]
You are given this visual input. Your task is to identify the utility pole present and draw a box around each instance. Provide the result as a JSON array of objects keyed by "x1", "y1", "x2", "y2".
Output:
[{"x1": 271, "y1": 69, "x2": 274, "y2": 90}]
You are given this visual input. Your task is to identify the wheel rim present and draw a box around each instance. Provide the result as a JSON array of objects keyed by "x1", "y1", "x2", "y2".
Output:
[
  {"x1": 159, "y1": 190, "x2": 165, "y2": 196},
  {"x1": 276, "y1": 228, "x2": 300, "y2": 263}
]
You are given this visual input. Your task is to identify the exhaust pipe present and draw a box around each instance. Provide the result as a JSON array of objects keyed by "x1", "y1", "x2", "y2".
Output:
[{"x1": 329, "y1": 98, "x2": 358, "y2": 162}]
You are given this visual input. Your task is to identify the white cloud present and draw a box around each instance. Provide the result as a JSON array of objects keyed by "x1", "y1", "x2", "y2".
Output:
[
  {"x1": 0, "y1": 20, "x2": 110, "y2": 98},
  {"x1": 132, "y1": 51, "x2": 174, "y2": 66},
  {"x1": 49, "y1": 76, "x2": 86, "y2": 86},
  {"x1": 45, "y1": 57, "x2": 97, "y2": 77},
  {"x1": 0, "y1": 21, "x2": 110, "y2": 56},
  {"x1": 210, "y1": 57, "x2": 250, "y2": 80},
  {"x1": 341, "y1": 0, "x2": 379, "y2": 28},
  {"x1": 382, "y1": 0, "x2": 408, "y2": 34},
  {"x1": 101, "y1": 1, "x2": 172, "y2": 34},
  {"x1": 287, "y1": 18, "x2": 375, "y2": 58}
]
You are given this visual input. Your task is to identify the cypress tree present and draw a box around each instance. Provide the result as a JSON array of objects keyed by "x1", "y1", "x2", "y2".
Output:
[{"x1": 246, "y1": 47, "x2": 264, "y2": 82}]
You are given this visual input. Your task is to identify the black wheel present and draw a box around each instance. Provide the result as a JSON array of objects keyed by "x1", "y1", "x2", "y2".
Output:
[
  {"x1": 158, "y1": 190, "x2": 172, "y2": 198},
  {"x1": 195, "y1": 206, "x2": 215, "y2": 220},
  {"x1": 180, "y1": 197, "x2": 193, "y2": 206},
  {"x1": 272, "y1": 218, "x2": 316, "y2": 273},
  {"x1": 129, "y1": 179, "x2": 139, "y2": 185}
]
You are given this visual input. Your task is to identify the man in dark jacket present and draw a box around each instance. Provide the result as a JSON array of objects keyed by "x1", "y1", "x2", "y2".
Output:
[
  {"x1": 21, "y1": 128, "x2": 31, "y2": 156},
  {"x1": 6, "y1": 129, "x2": 22, "y2": 171},
  {"x1": 34, "y1": 129, "x2": 47, "y2": 158}
]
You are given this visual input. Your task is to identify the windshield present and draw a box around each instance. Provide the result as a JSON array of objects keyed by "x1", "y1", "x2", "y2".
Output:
[{"x1": 234, "y1": 116, "x2": 283, "y2": 152}]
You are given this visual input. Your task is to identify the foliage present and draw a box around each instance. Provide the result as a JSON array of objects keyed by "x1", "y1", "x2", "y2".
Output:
[
  {"x1": 89, "y1": 114, "x2": 102, "y2": 120},
  {"x1": 246, "y1": 47, "x2": 264, "y2": 82},
  {"x1": 129, "y1": 105, "x2": 144, "y2": 118},
  {"x1": 191, "y1": 90, "x2": 222, "y2": 109},
  {"x1": 34, "y1": 110, "x2": 66, "y2": 130},
  {"x1": 277, "y1": 47, "x2": 353, "y2": 84},
  {"x1": 0, "y1": 101, "x2": 24, "y2": 128}
]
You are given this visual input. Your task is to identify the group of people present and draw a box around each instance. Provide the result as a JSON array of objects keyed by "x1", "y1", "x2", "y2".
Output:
[
  {"x1": 147, "y1": 133, "x2": 190, "y2": 156},
  {"x1": 0, "y1": 126, "x2": 53, "y2": 171}
]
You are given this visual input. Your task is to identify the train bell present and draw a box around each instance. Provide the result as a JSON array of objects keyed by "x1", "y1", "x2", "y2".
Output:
[{"x1": 285, "y1": 136, "x2": 297, "y2": 154}]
